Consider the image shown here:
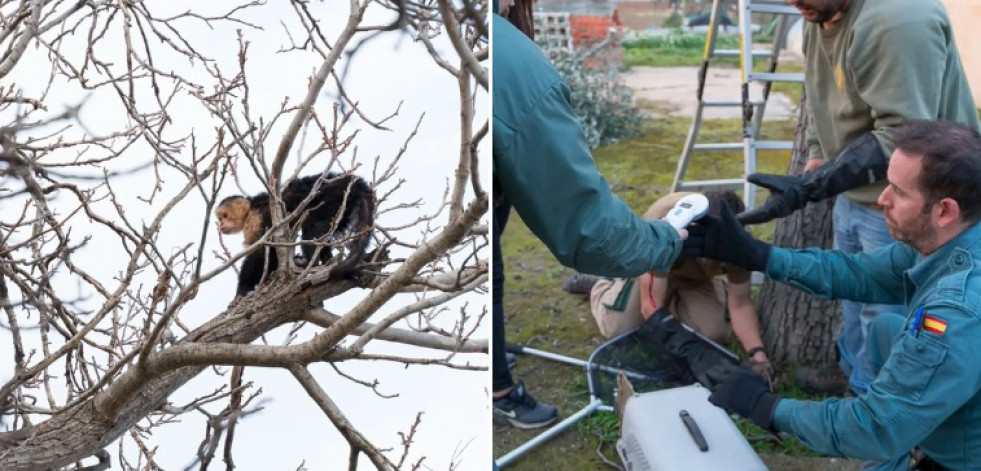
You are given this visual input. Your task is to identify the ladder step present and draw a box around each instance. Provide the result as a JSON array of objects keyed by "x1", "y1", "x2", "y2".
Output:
[
  {"x1": 713, "y1": 49, "x2": 775, "y2": 59},
  {"x1": 701, "y1": 99, "x2": 766, "y2": 107},
  {"x1": 749, "y1": 72, "x2": 805, "y2": 83},
  {"x1": 753, "y1": 141, "x2": 795, "y2": 150},
  {"x1": 672, "y1": 0, "x2": 800, "y2": 211},
  {"x1": 676, "y1": 179, "x2": 745, "y2": 190},
  {"x1": 693, "y1": 143, "x2": 743, "y2": 151},
  {"x1": 690, "y1": 141, "x2": 794, "y2": 151},
  {"x1": 749, "y1": 4, "x2": 801, "y2": 15}
]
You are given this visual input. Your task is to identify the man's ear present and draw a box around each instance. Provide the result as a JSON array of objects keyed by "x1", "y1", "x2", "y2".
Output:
[{"x1": 935, "y1": 197, "x2": 962, "y2": 229}]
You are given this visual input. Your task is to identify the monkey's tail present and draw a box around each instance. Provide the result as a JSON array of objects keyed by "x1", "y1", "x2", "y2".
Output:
[{"x1": 330, "y1": 181, "x2": 376, "y2": 280}]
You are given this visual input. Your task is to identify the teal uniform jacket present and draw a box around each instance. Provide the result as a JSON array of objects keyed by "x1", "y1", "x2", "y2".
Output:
[
  {"x1": 492, "y1": 15, "x2": 681, "y2": 277},
  {"x1": 766, "y1": 222, "x2": 981, "y2": 469}
]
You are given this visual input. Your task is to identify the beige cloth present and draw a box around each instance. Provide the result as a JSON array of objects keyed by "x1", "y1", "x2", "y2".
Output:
[
  {"x1": 589, "y1": 275, "x2": 730, "y2": 342},
  {"x1": 589, "y1": 192, "x2": 743, "y2": 341}
]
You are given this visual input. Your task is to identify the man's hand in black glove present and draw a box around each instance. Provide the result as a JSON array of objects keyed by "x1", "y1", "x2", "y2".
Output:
[
  {"x1": 735, "y1": 173, "x2": 805, "y2": 225},
  {"x1": 736, "y1": 132, "x2": 888, "y2": 225},
  {"x1": 682, "y1": 202, "x2": 771, "y2": 272},
  {"x1": 638, "y1": 308, "x2": 739, "y2": 389},
  {"x1": 709, "y1": 366, "x2": 780, "y2": 431}
]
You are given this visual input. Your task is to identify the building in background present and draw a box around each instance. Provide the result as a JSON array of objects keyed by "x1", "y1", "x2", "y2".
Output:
[{"x1": 533, "y1": 0, "x2": 624, "y2": 68}]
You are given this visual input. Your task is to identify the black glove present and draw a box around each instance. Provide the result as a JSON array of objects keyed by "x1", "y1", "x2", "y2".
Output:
[
  {"x1": 735, "y1": 173, "x2": 804, "y2": 225},
  {"x1": 682, "y1": 203, "x2": 771, "y2": 272},
  {"x1": 708, "y1": 366, "x2": 780, "y2": 431},
  {"x1": 638, "y1": 308, "x2": 739, "y2": 389},
  {"x1": 736, "y1": 132, "x2": 889, "y2": 225}
]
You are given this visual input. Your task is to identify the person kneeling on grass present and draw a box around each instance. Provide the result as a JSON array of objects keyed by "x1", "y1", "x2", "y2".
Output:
[{"x1": 564, "y1": 191, "x2": 774, "y2": 383}]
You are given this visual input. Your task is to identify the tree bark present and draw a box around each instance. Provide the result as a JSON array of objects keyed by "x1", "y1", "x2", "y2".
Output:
[
  {"x1": 0, "y1": 280, "x2": 315, "y2": 471},
  {"x1": 757, "y1": 94, "x2": 841, "y2": 370}
]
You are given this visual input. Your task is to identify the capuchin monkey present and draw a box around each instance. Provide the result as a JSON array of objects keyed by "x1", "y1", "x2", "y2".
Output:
[{"x1": 215, "y1": 172, "x2": 375, "y2": 298}]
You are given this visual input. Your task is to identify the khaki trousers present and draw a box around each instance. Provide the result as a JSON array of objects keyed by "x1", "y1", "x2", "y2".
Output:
[{"x1": 589, "y1": 276, "x2": 731, "y2": 343}]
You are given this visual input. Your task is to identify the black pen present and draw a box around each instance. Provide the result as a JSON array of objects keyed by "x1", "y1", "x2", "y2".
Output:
[{"x1": 679, "y1": 409, "x2": 709, "y2": 452}]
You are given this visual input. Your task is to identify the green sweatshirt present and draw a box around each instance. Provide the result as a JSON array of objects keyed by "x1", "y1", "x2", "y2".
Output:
[{"x1": 802, "y1": 0, "x2": 981, "y2": 204}]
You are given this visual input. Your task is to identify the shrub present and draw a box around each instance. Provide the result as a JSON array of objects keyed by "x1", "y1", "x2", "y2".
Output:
[{"x1": 548, "y1": 50, "x2": 643, "y2": 149}]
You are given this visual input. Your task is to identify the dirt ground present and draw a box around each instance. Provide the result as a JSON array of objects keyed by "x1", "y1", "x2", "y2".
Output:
[{"x1": 623, "y1": 65, "x2": 798, "y2": 119}]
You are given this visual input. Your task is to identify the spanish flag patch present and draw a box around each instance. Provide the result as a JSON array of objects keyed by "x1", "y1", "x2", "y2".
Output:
[{"x1": 922, "y1": 315, "x2": 948, "y2": 336}]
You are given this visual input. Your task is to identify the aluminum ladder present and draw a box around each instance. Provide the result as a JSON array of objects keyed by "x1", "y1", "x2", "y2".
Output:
[{"x1": 670, "y1": 0, "x2": 803, "y2": 209}]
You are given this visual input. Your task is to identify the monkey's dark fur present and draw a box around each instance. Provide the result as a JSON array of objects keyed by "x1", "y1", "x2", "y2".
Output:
[{"x1": 217, "y1": 172, "x2": 375, "y2": 298}]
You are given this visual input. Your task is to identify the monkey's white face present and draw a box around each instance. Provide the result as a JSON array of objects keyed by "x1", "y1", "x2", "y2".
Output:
[{"x1": 215, "y1": 207, "x2": 244, "y2": 235}]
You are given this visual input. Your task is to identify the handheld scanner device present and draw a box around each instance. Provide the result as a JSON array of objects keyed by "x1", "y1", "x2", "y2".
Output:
[{"x1": 663, "y1": 194, "x2": 710, "y2": 230}]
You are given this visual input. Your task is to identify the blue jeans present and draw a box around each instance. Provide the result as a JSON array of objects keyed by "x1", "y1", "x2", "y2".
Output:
[{"x1": 832, "y1": 197, "x2": 904, "y2": 395}]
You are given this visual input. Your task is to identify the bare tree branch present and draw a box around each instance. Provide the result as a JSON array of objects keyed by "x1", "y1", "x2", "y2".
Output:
[{"x1": 0, "y1": 0, "x2": 488, "y2": 468}]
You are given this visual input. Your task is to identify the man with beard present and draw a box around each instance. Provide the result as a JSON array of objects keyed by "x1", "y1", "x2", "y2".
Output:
[
  {"x1": 734, "y1": 0, "x2": 980, "y2": 396},
  {"x1": 683, "y1": 120, "x2": 981, "y2": 470}
]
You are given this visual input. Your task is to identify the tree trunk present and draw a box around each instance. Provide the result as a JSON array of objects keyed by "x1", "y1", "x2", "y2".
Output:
[{"x1": 758, "y1": 94, "x2": 841, "y2": 370}]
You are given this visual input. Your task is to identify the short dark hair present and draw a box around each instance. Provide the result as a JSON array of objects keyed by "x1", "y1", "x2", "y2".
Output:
[
  {"x1": 893, "y1": 120, "x2": 981, "y2": 224},
  {"x1": 704, "y1": 190, "x2": 745, "y2": 218}
]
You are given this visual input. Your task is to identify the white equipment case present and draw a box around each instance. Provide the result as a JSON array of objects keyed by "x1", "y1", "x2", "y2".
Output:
[{"x1": 616, "y1": 384, "x2": 769, "y2": 471}]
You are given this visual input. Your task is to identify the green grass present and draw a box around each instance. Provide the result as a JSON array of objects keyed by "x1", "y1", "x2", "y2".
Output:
[
  {"x1": 625, "y1": 47, "x2": 735, "y2": 68},
  {"x1": 624, "y1": 32, "x2": 738, "y2": 68},
  {"x1": 494, "y1": 114, "x2": 852, "y2": 469}
]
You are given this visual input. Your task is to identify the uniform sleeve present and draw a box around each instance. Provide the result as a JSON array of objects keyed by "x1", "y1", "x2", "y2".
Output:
[
  {"x1": 848, "y1": 13, "x2": 949, "y2": 155},
  {"x1": 765, "y1": 243, "x2": 915, "y2": 305},
  {"x1": 493, "y1": 81, "x2": 682, "y2": 278},
  {"x1": 772, "y1": 303, "x2": 981, "y2": 460}
]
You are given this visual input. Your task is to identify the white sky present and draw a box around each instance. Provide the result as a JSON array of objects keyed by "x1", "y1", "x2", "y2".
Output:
[{"x1": 0, "y1": 2, "x2": 489, "y2": 470}]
